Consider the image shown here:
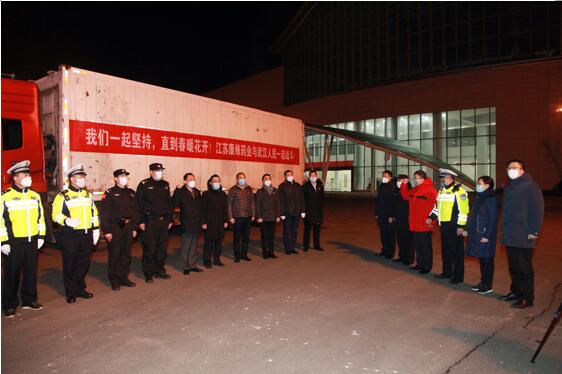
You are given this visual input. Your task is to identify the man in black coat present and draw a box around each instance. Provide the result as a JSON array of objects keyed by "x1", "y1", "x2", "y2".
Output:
[
  {"x1": 172, "y1": 173, "x2": 203, "y2": 275},
  {"x1": 375, "y1": 170, "x2": 398, "y2": 259},
  {"x1": 278, "y1": 170, "x2": 305, "y2": 255},
  {"x1": 394, "y1": 174, "x2": 414, "y2": 265},
  {"x1": 499, "y1": 159, "x2": 544, "y2": 309},
  {"x1": 302, "y1": 170, "x2": 325, "y2": 251}
]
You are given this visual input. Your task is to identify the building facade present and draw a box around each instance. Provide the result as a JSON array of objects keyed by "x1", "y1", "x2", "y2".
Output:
[{"x1": 207, "y1": 3, "x2": 562, "y2": 192}]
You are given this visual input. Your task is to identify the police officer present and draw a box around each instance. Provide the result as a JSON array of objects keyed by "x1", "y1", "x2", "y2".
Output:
[
  {"x1": 427, "y1": 168, "x2": 470, "y2": 284},
  {"x1": 52, "y1": 164, "x2": 100, "y2": 304},
  {"x1": 1, "y1": 161, "x2": 46, "y2": 318},
  {"x1": 100, "y1": 169, "x2": 139, "y2": 290},
  {"x1": 136, "y1": 163, "x2": 173, "y2": 283}
]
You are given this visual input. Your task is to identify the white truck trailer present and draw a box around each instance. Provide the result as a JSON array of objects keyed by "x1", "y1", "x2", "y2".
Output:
[{"x1": 36, "y1": 65, "x2": 304, "y2": 200}]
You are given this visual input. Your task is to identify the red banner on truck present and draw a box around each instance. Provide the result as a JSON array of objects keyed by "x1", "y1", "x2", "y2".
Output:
[{"x1": 69, "y1": 120, "x2": 300, "y2": 165}]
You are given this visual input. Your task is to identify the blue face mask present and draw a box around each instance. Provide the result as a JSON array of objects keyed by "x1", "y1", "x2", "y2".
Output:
[
  {"x1": 212, "y1": 182, "x2": 221, "y2": 190},
  {"x1": 476, "y1": 185, "x2": 486, "y2": 193},
  {"x1": 238, "y1": 178, "x2": 246, "y2": 186}
]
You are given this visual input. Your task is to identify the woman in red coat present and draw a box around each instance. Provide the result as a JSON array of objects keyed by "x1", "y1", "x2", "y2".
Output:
[{"x1": 400, "y1": 170, "x2": 437, "y2": 274}]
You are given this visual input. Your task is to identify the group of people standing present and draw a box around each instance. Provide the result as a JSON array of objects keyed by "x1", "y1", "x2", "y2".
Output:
[
  {"x1": 1, "y1": 161, "x2": 326, "y2": 318},
  {"x1": 374, "y1": 160, "x2": 544, "y2": 309}
]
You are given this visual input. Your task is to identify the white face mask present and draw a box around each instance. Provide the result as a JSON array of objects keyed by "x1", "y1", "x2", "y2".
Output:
[
  {"x1": 414, "y1": 178, "x2": 423, "y2": 186},
  {"x1": 396, "y1": 181, "x2": 402, "y2": 188},
  {"x1": 382, "y1": 177, "x2": 390, "y2": 184},
  {"x1": 117, "y1": 176, "x2": 128, "y2": 187},
  {"x1": 20, "y1": 176, "x2": 32, "y2": 188},
  {"x1": 264, "y1": 180, "x2": 272, "y2": 187},
  {"x1": 187, "y1": 180, "x2": 196, "y2": 189},
  {"x1": 153, "y1": 170, "x2": 163, "y2": 181},
  {"x1": 286, "y1": 176, "x2": 294, "y2": 183},
  {"x1": 310, "y1": 176, "x2": 317, "y2": 183},
  {"x1": 212, "y1": 182, "x2": 221, "y2": 190},
  {"x1": 507, "y1": 169, "x2": 521, "y2": 180},
  {"x1": 75, "y1": 178, "x2": 86, "y2": 189}
]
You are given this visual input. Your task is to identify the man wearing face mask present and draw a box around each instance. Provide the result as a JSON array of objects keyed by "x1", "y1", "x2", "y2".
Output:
[
  {"x1": 227, "y1": 172, "x2": 255, "y2": 262},
  {"x1": 1, "y1": 161, "x2": 46, "y2": 318},
  {"x1": 394, "y1": 175, "x2": 414, "y2": 265},
  {"x1": 255, "y1": 174, "x2": 281, "y2": 259},
  {"x1": 499, "y1": 159, "x2": 544, "y2": 309},
  {"x1": 427, "y1": 169, "x2": 470, "y2": 285},
  {"x1": 172, "y1": 173, "x2": 203, "y2": 274},
  {"x1": 52, "y1": 164, "x2": 100, "y2": 304},
  {"x1": 375, "y1": 170, "x2": 398, "y2": 259},
  {"x1": 302, "y1": 170, "x2": 326, "y2": 252},
  {"x1": 136, "y1": 163, "x2": 173, "y2": 283},
  {"x1": 100, "y1": 169, "x2": 139, "y2": 290},
  {"x1": 278, "y1": 170, "x2": 305, "y2": 255}
]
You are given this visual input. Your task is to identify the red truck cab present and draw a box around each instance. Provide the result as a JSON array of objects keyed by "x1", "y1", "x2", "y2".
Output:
[{"x1": 1, "y1": 78, "x2": 46, "y2": 192}]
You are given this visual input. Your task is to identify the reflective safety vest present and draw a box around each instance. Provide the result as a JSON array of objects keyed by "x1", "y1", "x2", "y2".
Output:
[
  {"x1": 1, "y1": 187, "x2": 46, "y2": 243},
  {"x1": 52, "y1": 188, "x2": 99, "y2": 232},
  {"x1": 430, "y1": 183, "x2": 470, "y2": 226}
]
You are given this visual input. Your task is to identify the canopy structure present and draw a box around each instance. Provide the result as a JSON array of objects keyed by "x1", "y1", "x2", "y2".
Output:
[{"x1": 305, "y1": 124, "x2": 476, "y2": 189}]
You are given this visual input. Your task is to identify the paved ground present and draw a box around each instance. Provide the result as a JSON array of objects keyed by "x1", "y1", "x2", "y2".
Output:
[{"x1": 2, "y1": 199, "x2": 562, "y2": 374}]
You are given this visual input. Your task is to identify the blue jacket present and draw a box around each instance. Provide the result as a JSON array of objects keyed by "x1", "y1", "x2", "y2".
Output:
[
  {"x1": 465, "y1": 188, "x2": 497, "y2": 259},
  {"x1": 500, "y1": 173, "x2": 544, "y2": 249}
]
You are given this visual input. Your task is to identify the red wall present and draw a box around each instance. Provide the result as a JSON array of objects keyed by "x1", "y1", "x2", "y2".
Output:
[{"x1": 207, "y1": 59, "x2": 562, "y2": 190}]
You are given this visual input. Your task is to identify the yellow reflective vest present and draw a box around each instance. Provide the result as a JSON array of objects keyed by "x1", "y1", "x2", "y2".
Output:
[
  {"x1": 52, "y1": 187, "x2": 99, "y2": 232},
  {"x1": 430, "y1": 183, "x2": 470, "y2": 226},
  {"x1": 1, "y1": 186, "x2": 46, "y2": 243}
]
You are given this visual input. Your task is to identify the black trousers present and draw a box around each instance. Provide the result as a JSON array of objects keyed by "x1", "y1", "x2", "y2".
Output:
[
  {"x1": 233, "y1": 217, "x2": 252, "y2": 259},
  {"x1": 107, "y1": 224, "x2": 134, "y2": 286},
  {"x1": 141, "y1": 217, "x2": 169, "y2": 276},
  {"x1": 379, "y1": 220, "x2": 396, "y2": 257},
  {"x1": 2, "y1": 239, "x2": 38, "y2": 309},
  {"x1": 507, "y1": 246, "x2": 534, "y2": 302},
  {"x1": 440, "y1": 223, "x2": 465, "y2": 281},
  {"x1": 260, "y1": 221, "x2": 276, "y2": 256},
  {"x1": 61, "y1": 231, "x2": 93, "y2": 297},
  {"x1": 479, "y1": 258, "x2": 495, "y2": 290},
  {"x1": 413, "y1": 231, "x2": 433, "y2": 271},
  {"x1": 283, "y1": 215, "x2": 299, "y2": 251},
  {"x1": 204, "y1": 239, "x2": 222, "y2": 266},
  {"x1": 396, "y1": 221, "x2": 414, "y2": 264},
  {"x1": 180, "y1": 232, "x2": 199, "y2": 270},
  {"x1": 303, "y1": 219, "x2": 321, "y2": 249}
]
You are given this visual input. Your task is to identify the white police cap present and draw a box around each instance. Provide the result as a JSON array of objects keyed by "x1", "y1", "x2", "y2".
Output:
[
  {"x1": 67, "y1": 164, "x2": 87, "y2": 177},
  {"x1": 6, "y1": 160, "x2": 31, "y2": 175},
  {"x1": 438, "y1": 168, "x2": 458, "y2": 177}
]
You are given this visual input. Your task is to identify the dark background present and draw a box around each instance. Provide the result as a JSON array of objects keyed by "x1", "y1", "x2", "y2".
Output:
[{"x1": 1, "y1": 2, "x2": 301, "y2": 93}]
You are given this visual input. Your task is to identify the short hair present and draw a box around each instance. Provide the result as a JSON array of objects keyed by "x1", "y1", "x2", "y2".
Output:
[
  {"x1": 284, "y1": 170, "x2": 293, "y2": 176},
  {"x1": 507, "y1": 159, "x2": 526, "y2": 170},
  {"x1": 397, "y1": 174, "x2": 409, "y2": 179},
  {"x1": 382, "y1": 170, "x2": 393, "y2": 178},
  {"x1": 262, "y1": 173, "x2": 271, "y2": 180},
  {"x1": 478, "y1": 175, "x2": 495, "y2": 190},
  {"x1": 183, "y1": 172, "x2": 194, "y2": 181},
  {"x1": 414, "y1": 170, "x2": 427, "y2": 179},
  {"x1": 236, "y1": 172, "x2": 246, "y2": 179},
  {"x1": 309, "y1": 170, "x2": 318, "y2": 176}
]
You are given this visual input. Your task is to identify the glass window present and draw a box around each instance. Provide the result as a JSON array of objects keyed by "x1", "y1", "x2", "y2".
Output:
[
  {"x1": 409, "y1": 114, "x2": 421, "y2": 140},
  {"x1": 421, "y1": 113, "x2": 433, "y2": 139},
  {"x1": 475, "y1": 107, "x2": 490, "y2": 135},
  {"x1": 1, "y1": 118, "x2": 23, "y2": 151},
  {"x1": 490, "y1": 107, "x2": 496, "y2": 135},
  {"x1": 476, "y1": 136, "x2": 490, "y2": 163},
  {"x1": 365, "y1": 119, "x2": 374, "y2": 134},
  {"x1": 397, "y1": 115, "x2": 408, "y2": 140},
  {"x1": 385, "y1": 117, "x2": 395, "y2": 139},
  {"x1": 461, "y1": 109, "x2": 475, "y2": 137},
  {"x1": 375, "y1": 118, "x2": 385, "y2": 136}
]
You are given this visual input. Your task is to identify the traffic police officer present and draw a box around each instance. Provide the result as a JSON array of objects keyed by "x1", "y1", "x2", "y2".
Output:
[
  {"x1": 100, "y1": 169, "x2": 139, "y2": 290},
  {"x1": 52, "y1": 164, "x2": 100, "y2": 304},
  {"x1": 427, "y1": 168, "x2": 470, "y2": 284},
  {"x1": 136, "y1": 163, "x2": 173, "y2": 283},
  {"x1": 1, "y1": 161, "x2": 46, "y2": 318}
]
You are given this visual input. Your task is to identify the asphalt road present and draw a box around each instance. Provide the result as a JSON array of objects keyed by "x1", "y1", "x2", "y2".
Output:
[{"x1": 2, "y1": 199, "x2": 561, "y2": 373}]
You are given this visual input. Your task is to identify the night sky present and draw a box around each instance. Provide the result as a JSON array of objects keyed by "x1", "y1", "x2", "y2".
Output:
[{"x1": 1, "y1": 2, "x2": 301, "y2": 94}]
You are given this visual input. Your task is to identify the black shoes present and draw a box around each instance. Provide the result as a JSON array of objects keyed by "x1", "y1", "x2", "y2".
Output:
[
  {"x1": 121, "y1": 279, "x2": 136, "y2": 287},
  {"x1": 303, "y1": 248, "x2": 309, "y2": 252},
  {"x1": 241, "y1": 256, "x2": 252, "y2": 261},
  {"x1": 22, "y1": 302, "x2": 44, "y2": 311},
  {"x1": 204, "y1": 263, "x2": 212, "y2": 269},
  {"x1": 190, "y1": 267, "x2": 203, "y2": 273},
  {"x1": 449, "y1": 279, "x2": 463, "y2": 285},
  {"x1": 477, "y1": 288, "x2": 493, "y2": 295},
  {"x1": 145, "y1": 274, "x2": 154, "y2": 283},
  {"x1": 418, "y1": 269, "x2": 430, "y2": 274},
  {"x1": 66, "y1": 297, "x2": 76, "y2": 304},
  {"x1": 313, "y1": 247, "x2": 324, "y2": 251},
  {"x1": 375, "y1": 252, "x2": 386, "y2": 257},
  {"x1": 391, "y1": 259, "x2": 401, "y2": 263},
  {"x1": 498, "y1": 293, "x2": 519, "y2": 302},
  {"x1": 183, "y1": 269, "x2": 190, "y2": 275},
  {"x1": 111, "y1": 285, "x2": 121, "y2": 291},
  {"x1": 78, "y1": 291, "x2": 94, "y2": 299},
  {"x1": 434, "y1": 273, "x2": 452, "y2": 279},
  {"x1": 234, "y1": 258, "x2": 241, "y2": 263},
  {"x1": 154, "y1": 272, "x2": 171, "y2": 280},
  {"x1": 270, "y1": 253, "x2": 277, "y2": 259},
  {"x1": 409, "y1": 265, "x2": 421, "y2": 271},
  {"x1": 471, "y1": 283, "x2": 482, "y2": 291},
  {"x1": 511, "y1": 299, "x2": 533, "y2": 309},
  {"x1": 4, "y1": 308, "x2": 16, "y2": 318},
  {"x1": 214, "y1": 262, "x2": 225, "y2": 267}
]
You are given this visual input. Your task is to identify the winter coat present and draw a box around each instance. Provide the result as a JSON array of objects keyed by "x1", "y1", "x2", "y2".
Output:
[
  {"x1": 465, "y1": 188, "x2": 498, "y2": 259},
  {"x1": 227, "y1": 185, "x2": 255, "y2": 219},
  {"x1": 172, "y1": 186, "x2": 201, "y2": 234},
  {"x1": 375, "y1": 180, "x2": 398, "y2": 224},
  {"x1": 302, "y1": 180, "x2": 325, "y2": 224},
  {"x1": 395, "y1": 182, "x2": 410, "y2": 228},
  {"x1": 201, "y1": 184, "x2": 229, "y2": 240},
  {"x1": 255, "y1": 186, "x2": 281, "y2": 222},
  {"x1": 500, "y1": 173, "x2": 544, "y2": 248},
  {"x1": 399, "y1": 178, "x2": 437, "y2": 232},
  {"x1": 278, "y1": 180, "x2": 305, "y2": 217}
]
